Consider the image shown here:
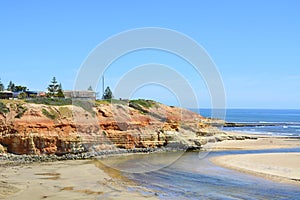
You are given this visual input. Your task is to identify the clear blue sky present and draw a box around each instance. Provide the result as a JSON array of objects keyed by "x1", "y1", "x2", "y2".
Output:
[{"x1": 0, "y1": 0, "x2": 299, "y2": 109}]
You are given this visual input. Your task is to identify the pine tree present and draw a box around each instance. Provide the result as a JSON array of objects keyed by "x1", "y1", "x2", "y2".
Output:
[
  {"x1": 88, "y1": 86, "x2": 93, "y2": 91},
  {"x1": 47, "y1": 77, "x2": 60, "y2": 97},
  {"x1": 56, "y1": 83, "x2": 65, "y2": 98},
  {"x1": 102, "y1": 86, "x2": 113, "y2": 99}
]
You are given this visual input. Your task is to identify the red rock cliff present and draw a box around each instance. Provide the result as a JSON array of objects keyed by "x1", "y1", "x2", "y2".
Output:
[{"x1": 0, "y1": 100, "x2": 218, "y2": 155}]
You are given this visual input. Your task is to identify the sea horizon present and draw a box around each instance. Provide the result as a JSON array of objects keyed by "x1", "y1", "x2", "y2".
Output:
[{"x1": 190, "y1": 108, "x2": 300, "y2": 137}]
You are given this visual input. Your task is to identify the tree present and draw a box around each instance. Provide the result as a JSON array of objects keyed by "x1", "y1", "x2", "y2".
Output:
[
  {"x1": 0, "y1": 79, "x2": 4, "y2": 91},
  {"x1": 14, "y1": 85, "x2": 27, "y2": 92},
  {"x1": 17, "y1": 92, "x2": 28, "y2": 99},
  {"x1": 88, "y1": 86, "x2": 93, "y2": 91},
  {"x1": 7, "y1": 81, "x2": 15, "y2": 91},
  {"x1": 102, "y1": 86, "x2": 113, "y2": 99},
  {"x1": 47, "y1": 77, "x2": 61, "y2": 97},
  {"x1": 56, "y1": 83, "x2": 65, "y2": 98},
  {"x1": 7, "y1": 81, "x2": 27, "y2": 92}
]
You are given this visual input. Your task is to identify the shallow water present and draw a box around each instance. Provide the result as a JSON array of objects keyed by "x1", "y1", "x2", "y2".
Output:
[{"x1": 109, "y1": 148, "x2": 300, "y2": 199}]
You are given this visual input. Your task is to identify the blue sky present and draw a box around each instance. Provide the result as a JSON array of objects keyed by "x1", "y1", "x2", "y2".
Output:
[{"x1": 0, "y1": 0, "x2": 299, "y2": 109}]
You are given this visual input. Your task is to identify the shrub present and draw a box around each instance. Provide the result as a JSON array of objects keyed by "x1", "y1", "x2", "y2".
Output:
[
  {"x1": 42, "y1": 108, "x2": 57, "y2": 120},
  {"x1": 0, "y1": 101, "x2": 9, "y2": 114},
  {"x1": 15, "y1": 104, "x2": 28, "y2": 118},
  {"x1": 17, "y1": 92, "x2": 28, "y2": 99},
  {"x1": 129, "y1": 101, "x2": 148, "y2": 114},
  {"x1": 129, "y1": 99, "x2": 156, "y2": 108}
]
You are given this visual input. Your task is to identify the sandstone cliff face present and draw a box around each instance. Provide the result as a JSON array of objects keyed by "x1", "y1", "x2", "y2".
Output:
[{"x1": 0, "y1": 100, "x2": 219, "y2": 155}]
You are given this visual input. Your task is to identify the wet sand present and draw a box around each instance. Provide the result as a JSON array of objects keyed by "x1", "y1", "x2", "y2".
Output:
[{"x1": 0, "y1": 160, "x2": 158, "y2": 200}]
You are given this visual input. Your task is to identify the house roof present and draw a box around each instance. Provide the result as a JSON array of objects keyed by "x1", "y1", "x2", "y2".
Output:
[{"x1": 0, "y1": 90, "x2": 13, "y2": 94}]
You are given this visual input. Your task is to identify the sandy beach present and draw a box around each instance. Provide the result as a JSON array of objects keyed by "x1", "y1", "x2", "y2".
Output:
[
  {"x1": 0, "y1": 160, "x2": 158, "y2": 200},
  {"x1": 206, "y1": 131, "x2": 300, "y2": 151},
  {"x1": 210, "y1": 131, "x2": 300, "y2": 186}
]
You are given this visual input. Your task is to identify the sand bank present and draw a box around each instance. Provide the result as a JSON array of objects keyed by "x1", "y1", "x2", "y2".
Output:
[
  {"x1": 205, "y1": 131, "x2": 300, "y2": 151},
  {"x1": 208, "y1": 132, "x2": 300, "y2": 185},
  {"x1": 211, "y1": 153, "x2": 300, "y2": 185},
  {"x1": 0, "y1": 160, "x2": 158, "y2": 200}
]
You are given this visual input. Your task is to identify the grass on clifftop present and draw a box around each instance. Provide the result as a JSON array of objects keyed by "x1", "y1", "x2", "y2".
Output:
[
  {"x1": 95, "y1": 99, "x2": 128, "y2": 105},
  {"x1": 26, "y1": 98, "x2": 72, "y2": 106},
  {"x1": 26, "y1": 98, "x2": 95, "y2": 115},
  {"x1": 128, "y1": 99, "x2": 157, "y2": 114},
  {"x1": 129, "y1": 99, "x2": 156, "y2": 108},
  {"x1": 2, "y1": 98, "x2": 158, "y2": 117}
]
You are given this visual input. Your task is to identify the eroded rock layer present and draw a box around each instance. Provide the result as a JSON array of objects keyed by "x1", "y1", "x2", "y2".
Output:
[{"x1": 0, "y1": 100, "x2": 221, "y2": 155}]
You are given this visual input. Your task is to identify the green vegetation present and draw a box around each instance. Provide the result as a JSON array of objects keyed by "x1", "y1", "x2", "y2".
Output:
[
  {"x1": 0, "y1": 101, "x2": 9, "y2": 114},
  {"x1": 128, "y1": 99, "x2": 157, "y2": 114},
  {"x1": 0, "y1": 79, "x2": 4, "y2": 91},
  {"x1": 27, "y1": 98, "x2": 94, "y2": 115},
  {"x1": 96, "y1": 99, "x2": 128, "y2": 105},
  {"x1": 7, "y1": 80, "x2": 27, "y2": 92},
  {"x1": 2, "y1": 93, "x2": 159, "y2": 118},
  {"x1": 95, "y1": 99, "x2": 110, "y2": 105},
  {"x1": 47, "y1": 77, "x2": 64, "y2": 98},
  {"x1": 42, "y1": 108, "x2": 58, "y2": 120},
  {"x1": 42, "y1": 106, "x2": 72, "y2": 120},
  {"x1": 26, "y1": 98, "x2": 72, "y2": 106},
  {"x1": 88, "y1": 86, "x2": 93, "y2": 91},
  {"x1": 17, "y1": 92, "x2": 28, "y2": 99},
  {"x1": 58, "y1": 107, "x2": 72, "y2": 118},
  {"x1": 129, "y1": 99, "x2": 156, "y2": 108},
  {"x1": 15, "y1": 103, "x2": 27, "y2": 118},
  {"x1": 102, "y1": 86, "x2": 113, "y2": 99}
]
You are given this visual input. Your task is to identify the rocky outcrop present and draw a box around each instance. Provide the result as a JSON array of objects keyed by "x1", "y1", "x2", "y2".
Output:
[{"x1": 0, "y1": 100, "x2": 221, "y2": 155}]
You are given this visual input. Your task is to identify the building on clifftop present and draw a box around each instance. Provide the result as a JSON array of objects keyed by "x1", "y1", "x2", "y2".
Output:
[{"x1": 63, "y1": 90, "x2": 96, "y2": 100}]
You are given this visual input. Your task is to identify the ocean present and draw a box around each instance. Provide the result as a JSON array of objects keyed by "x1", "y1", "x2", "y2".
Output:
[
  {"x1": 115, "y1": 109, "x2": 300, "y2": 199},
  {"x1": 198, "y1": 109, "x2": 300, "y2": 137}
]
